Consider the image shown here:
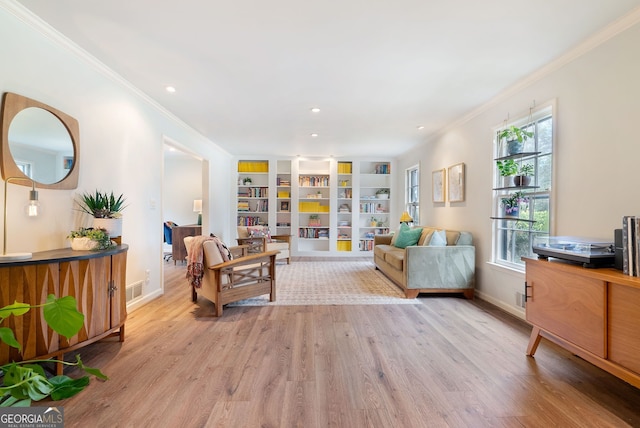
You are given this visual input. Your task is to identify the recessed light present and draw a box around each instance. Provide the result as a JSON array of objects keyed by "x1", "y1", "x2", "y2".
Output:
[
  {"x1": 311, "y1": 133, "x2": 318, "y2": 137},
  {"x1": 166, "y1": 86, "x2": 176, "y2": 93},
  {"x1": 310, "y1": 108, "x2": 320, "y2": 113},
  {"x1": 417, "y1": 125, "x2": 424, "y2": 130}
]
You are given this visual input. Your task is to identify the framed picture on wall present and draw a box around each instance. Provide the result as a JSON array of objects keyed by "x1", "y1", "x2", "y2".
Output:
[
  {"x1": 280, "y1": 201, "x2": 289, "y2": 212},
  {"x1": 448, "y1": 163, "x2": 465, "y2": 202},
  {"x1": 432, "y1": 169, "x2": 445, "y2": 203}
]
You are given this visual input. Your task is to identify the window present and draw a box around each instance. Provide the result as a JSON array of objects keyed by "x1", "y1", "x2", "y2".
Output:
[
  {"x1": 406, "y1": 165, "x2": 420, "y2": 224},
  {"x1": 16, "y1": 160, "x2": 33, "y2": 178},
  {"x1": 493, "y1": 105, "x2": 553, "y2": 268}
]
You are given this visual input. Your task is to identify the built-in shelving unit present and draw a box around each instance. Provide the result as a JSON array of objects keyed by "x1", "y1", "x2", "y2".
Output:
[
  {"x1": 358, "y1": 161, "x2": 391, "y2": 252},
  {"x1": 233, "y1": 158, "x2": 394, "y2": 257},
  {"x1": 298, "y1": 160, "x2": 331, "y2": 253},
  {"x1": 276, "y1": 160, "x2": 292, "y2": 235},
  {"x1": 237, "y1": 160, "x2": 269, "y2": 227},
  {"x1": 337, "y1": 161, "x2": 353, "y2": 252}
]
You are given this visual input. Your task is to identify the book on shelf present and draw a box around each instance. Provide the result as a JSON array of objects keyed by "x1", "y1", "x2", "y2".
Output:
[{"x1": 622, "y1": 215, "x2": 640, "y2": 276}]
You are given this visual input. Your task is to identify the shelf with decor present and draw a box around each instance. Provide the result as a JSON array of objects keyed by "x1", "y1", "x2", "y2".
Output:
[
  {"x1": 237, "y1": 160, "x2": 269, "y2": 227},
  {"x1": 337, "y1": 161, "x2": 353, "y2": 252},
  {"x1": 297, "y1": 160, "x2": 331, "y2": 253},
  {"x1": 276, "y1": 159, "x2": 292, "y2": 235},
  {"x1": 358, "y1": 161, "x2": 391, "y2": 252}
]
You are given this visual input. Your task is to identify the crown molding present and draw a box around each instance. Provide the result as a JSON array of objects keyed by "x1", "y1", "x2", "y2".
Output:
[{"x1": 0, "y1": 0, "x2": 224, "y2": 153}]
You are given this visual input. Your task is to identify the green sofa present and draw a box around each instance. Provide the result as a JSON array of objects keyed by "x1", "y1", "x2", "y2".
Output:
[{"x1": 373, "y1": 226, "x2": 475, "y2": 298}]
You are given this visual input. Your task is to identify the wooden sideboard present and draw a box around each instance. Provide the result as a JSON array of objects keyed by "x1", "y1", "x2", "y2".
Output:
[
  {"x1": 0, "y1": 245, "x2": 128, "y2": 374},
  {"x1": 172, "y1": 224, "x2": 201, "y2": 263},
  {"x1": 524, "y1": 257, "x2": 640, "y2": 388}
]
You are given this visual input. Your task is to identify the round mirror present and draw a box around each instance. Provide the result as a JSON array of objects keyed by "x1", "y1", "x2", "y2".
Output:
[
  {"x1": 1, "y1": 92, "x2": 79, "y2": 189},
  {"x1": 8, "y1": 107, "x2": 74, "y2": 185}
]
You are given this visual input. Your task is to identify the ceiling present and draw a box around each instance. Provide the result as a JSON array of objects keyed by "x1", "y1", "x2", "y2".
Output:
[{"x1": 16, "y1": 0, "x2": 640, "y2": 158}]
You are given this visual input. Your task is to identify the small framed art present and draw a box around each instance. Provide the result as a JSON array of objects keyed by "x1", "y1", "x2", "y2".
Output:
[
  {"x1": 447, "y1": 163, "x2": 465, "y2": 202},
  {"x1": 432, "y1": 169, "x2": 445, "y2": 203}
]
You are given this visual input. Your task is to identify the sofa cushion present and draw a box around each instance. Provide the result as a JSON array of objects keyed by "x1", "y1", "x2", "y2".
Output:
[
  {"x1": 374, "y1": 244, "x2": 392, "y2": 260},
  {"x1": 248, "y1": 226, "x2": 271, "y2": 242},
  {"x1": 429, "y1": 230, "x2": 447, "y2": 246},
  {"x1": 393, "y1": 224, "x2": 423, "y2": 249},
  {"x1": 384, "y1": 247, "x2": 405, "y2": 270},
  {"x1": 446, "y1": 230, "x2": 461, "y2": 246},
  {"x1": 456, "y1": 231, "x2": 473, "y2": 245},
  {"x1": 418, "y1": 227, "x2": 437, "y2": 246}
]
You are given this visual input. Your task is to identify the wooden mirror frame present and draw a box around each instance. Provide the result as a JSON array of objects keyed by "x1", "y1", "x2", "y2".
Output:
[{"x1": 1, "y1": 92, "x2": 79, "y2": 189}]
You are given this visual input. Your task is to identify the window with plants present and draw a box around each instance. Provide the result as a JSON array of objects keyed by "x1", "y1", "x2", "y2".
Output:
[{"x1": 492, "y1": 104, "x2": 553, "y2": 268}]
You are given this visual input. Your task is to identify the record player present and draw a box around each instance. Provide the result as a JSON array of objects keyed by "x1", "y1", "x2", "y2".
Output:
[{"x1": 532, "y1": 236, "x2": 615, "y2": 268}]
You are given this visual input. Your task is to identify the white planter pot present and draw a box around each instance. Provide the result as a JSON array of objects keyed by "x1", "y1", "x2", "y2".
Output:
[
  {"x1": 93, "y1": 218, "x2": 122, "y2": 238},
  {"x1": 71, "y1": 237, "x2": 99, "y2": 251},
  {"x1": 376, "y1": 194, "x2": 389, "y2": 199}
]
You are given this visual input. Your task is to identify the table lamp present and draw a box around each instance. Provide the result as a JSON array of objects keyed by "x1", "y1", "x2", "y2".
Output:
[
  {"x1": 193, "y1": 199, "x2": 202, "y2": 225},
  {"x1": 399, "y1": 211, "x2": 413, "y2": 225}
]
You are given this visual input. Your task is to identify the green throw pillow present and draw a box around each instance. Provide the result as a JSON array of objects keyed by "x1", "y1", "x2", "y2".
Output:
[{"x1": 393, "y1": 224, "x2": 423, "y2": 249}]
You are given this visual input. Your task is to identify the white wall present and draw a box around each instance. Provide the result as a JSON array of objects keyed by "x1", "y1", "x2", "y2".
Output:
[
  {"x1": 395, "y1": 16, "x2": 640, "y2": 317},
  {"x1": 0, "y1": 3, "x2": 232, "y2": 307},
  {"x1": 163, "y1": 153, "x2": 203, "y2": 227}
]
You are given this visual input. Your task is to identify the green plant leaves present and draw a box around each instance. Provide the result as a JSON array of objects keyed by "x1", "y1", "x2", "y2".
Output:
[
  {"x1": 0, "y1": 327, "x2": 21, "y2": 350},
  {"x1": 49, "y1": 375, "x2": 90, "y2": 400},
  {"x1": 43, "y1": 295, "x2": 84, "y2": 339},
  {"x1": 0, "y1": 301, "x2": 31, "y2": 320},
  {"x1": 0, "y1": 363, "x2": 53, "y2": 403}
]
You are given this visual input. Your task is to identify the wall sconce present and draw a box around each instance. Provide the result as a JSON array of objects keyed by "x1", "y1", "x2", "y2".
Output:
[
  {"x1": 193, "y1": 199, "x2": 202, "y2": 226},
  {"x1": 399, "y1": 211, "x2": 413, "y2": 225},
  {"x1": 2, "y1": 177, "x2": 39, "y2": 260}
]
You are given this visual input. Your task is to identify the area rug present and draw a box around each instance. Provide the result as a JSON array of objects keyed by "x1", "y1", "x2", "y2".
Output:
[{"x1": 228, "y1": 260, "x2": 420, "y2": 306}]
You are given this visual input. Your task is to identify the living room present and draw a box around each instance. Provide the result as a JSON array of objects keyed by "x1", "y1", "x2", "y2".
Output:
[{"x1": 1, "y1": 0, "x2": 640, "y2": 425}]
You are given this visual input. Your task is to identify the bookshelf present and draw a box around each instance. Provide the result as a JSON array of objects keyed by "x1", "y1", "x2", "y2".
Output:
[
  {"x1": 358, "y1": 161, "x2": 391, "y2": 252},
  {"x1": 276, "y1": 160, "x2": 292, "y2": 235},
  {"x1": 237, "y1": 160, "x2": 269, "y2": 227},
  {"x1": 297, "y1": 160, "x2": 331, "y2": 253},
  {"x1": 337, "y1": 161, "x2": 353, "y2": 252},
  {"x1": 233, "y1": 158, "x2": 394, "y2": 257}
]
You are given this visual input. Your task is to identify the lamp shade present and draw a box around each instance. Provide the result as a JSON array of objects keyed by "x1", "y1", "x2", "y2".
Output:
[
  {"x1": 193, "y1": 199, "x2": 202, "y2": 212},
  {"x1": 399, "y1": 211, "x2": 413, "y2": 223}
]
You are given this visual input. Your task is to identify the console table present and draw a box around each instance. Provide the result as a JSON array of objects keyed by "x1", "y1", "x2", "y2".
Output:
[
  {"x1": 0, "y1": 245, "x2": 128, "y2": 374},
  {"x1": 524, "y1": 257, "x2": 640, "y2": 388},
  {"x1": 172, "y1": 224, "x2": 202, "y2": 263}
]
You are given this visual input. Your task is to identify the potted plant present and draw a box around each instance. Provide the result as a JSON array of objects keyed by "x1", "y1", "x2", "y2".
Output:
[
  {"x1": 0, "y1": 295, "x2": 107, "y2": 406},
  {"x1": 375, "y1": 188, "x2": 390, "y2": 199},
  {"x1": 514, "y1": 163, "x2": 534, "y2": 187},
  {"x1": 500, "y1": 191, "x2": 529, "y2": 218},
  {"x1": 68, "y1": 227, "x2": 114, "y2": 250},
  {"x1": 76, "y1": 190, "x2": 126, "y2": 237},
  {"x1": 498, "y1": 125, "x2": 534, "y2": 155},
  {"x1": 242, "y1": 177, "x2": 252, "y2": 185},
  {"x1": 496, "y1": 159, "x2": 518, "y2": 186}
]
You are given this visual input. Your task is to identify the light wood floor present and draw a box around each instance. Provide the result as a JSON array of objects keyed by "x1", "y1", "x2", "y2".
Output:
[{"x1": 57, "y1": 262, "x2": 640, "y2": 427}]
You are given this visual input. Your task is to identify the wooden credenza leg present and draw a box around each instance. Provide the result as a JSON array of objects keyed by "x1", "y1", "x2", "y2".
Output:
[
  {"x1": 56, "y1": 356, "x2": 64, "y2": 376},
  {"x1": 526, "y1": 326, "x2": 542, "y2": 356}
]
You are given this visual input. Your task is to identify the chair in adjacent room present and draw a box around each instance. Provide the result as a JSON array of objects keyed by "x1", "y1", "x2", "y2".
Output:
[
  {"x1": 163, "y1": 221, "x2": 178, "y2": 262},
  {"x1": 184, "y1": 235, "x2": 278, "y2": 317}
]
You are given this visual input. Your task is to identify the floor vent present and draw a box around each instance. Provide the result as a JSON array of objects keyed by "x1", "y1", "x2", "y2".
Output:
[{"x1": 126, "y1": 280, "x2": 143, "y2": 302}]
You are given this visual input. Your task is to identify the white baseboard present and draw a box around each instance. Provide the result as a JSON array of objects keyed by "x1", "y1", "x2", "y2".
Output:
[
  {"x1": 126, "y1": 289, "x2": 163, "y2": 313},
  {"x1": 475, "y1": 290, "x2": 526, "y2": 320}
]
